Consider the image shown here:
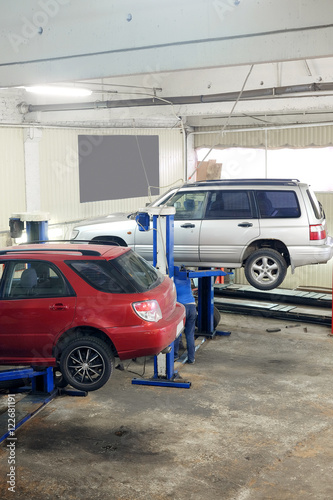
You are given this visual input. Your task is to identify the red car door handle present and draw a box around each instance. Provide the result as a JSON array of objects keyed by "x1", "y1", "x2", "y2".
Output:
[{"x1": 50, "y1": 303, "x2": 69, "y2": 311}]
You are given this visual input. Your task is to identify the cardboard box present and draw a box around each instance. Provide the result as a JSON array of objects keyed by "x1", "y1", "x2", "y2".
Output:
[{"x1": 195, "y1": 160, "x2": 222, "y2": 181}]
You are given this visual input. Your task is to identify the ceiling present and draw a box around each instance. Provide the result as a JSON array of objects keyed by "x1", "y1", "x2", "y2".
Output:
[{"x1": 1, "y1": 1, "x2": 333, "y2": 130}]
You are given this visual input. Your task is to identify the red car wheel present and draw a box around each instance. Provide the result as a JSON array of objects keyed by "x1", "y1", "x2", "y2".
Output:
[{"x1": 60, "y1": 337, "x2": 114, "y2": 391}]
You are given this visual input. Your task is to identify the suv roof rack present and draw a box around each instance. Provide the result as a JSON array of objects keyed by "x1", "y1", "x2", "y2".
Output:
[
  {"x1": 0, "y1": 248, "x2": 102, "y2": 256},
  {"x1": 23, "y1": 239, "x2": 120, "y2": 246},
  {"x1": 188, "y1": 179, "x2": 300, "y2": 187}
]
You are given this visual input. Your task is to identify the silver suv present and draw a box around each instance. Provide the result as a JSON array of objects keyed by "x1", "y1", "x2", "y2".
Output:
[{"x1": 72, "y1": 179, "x2": 333, "y2": 290}]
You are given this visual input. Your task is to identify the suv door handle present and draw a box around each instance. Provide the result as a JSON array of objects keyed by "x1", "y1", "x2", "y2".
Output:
[
  {"x1": 181, "y1": 223, "x2": 195, "y2": 228},
  {"x1": 238, "y1": 222, "x2": 253, "y2": 228},
  {"x1": 50, "y1": 303, "x2": 69, "y2": 311}
]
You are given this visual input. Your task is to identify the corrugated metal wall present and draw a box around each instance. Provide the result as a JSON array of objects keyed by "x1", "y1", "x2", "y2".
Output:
[
  {"x1": 38, "y1": 127, "x2": 184, "y2": 236},
  {"x1": 0, "y1": 128, "x2": 25, "y2": 246},
  {"x1": 193, "y1": 124, "x2": 333, "y2": 148}
]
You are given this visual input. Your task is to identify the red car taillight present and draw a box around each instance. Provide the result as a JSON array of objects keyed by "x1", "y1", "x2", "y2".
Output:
[
  {"x1": 132, "y1": 300, "x2": 162, "y2": 322},
  {"x1": 309, "y1": 224, "x2": 326, "y2": 241}
]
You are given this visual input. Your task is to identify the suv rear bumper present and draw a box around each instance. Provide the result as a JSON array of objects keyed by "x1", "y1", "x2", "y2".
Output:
[{"x1": 290, "y1": 237, "x2": 333, "y2": 268}]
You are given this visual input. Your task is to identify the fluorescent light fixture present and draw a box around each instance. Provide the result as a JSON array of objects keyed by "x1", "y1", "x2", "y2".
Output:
[{"x1": 24, "y1": 86, "x2": 92, "y2": 97}]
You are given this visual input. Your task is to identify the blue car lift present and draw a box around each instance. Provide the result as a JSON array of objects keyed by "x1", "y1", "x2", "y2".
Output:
[
  {"x1": 0, "y1": 368, "x2": 57, "y2": 444},
  {"x1": 0, "y1": 215, "x2": 86, "y2": 444},
  {"x1": 132, "y1": 207, "x2": 231, "y2": 389}
]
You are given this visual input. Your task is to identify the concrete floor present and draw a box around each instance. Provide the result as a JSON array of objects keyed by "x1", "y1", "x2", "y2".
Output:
[{"x1": 1, "y1": 312, "x2": 333, "y2": 500}]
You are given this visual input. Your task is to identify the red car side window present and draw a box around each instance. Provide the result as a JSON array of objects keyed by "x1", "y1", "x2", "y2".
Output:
[{"x1": 5, "y1": 261, "x2": 71, "y2": 299}]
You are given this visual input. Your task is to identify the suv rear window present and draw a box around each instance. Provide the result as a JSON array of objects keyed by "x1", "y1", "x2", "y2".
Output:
[
  {"x1": 68, "y1": 250, "x2": 163, "y2": 294},
  {"x1": 255, "y1": 190, "x2": 300, "y2": 218},
  {"x1": 306, "y1": 188, "x2": 323, "y2": 219}
]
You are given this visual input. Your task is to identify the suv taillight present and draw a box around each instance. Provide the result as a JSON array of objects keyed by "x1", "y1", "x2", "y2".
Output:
[
  {"x1": 309, "y1": 224, "x2": 326, "y2": 241},
  {"x1": 132, "y1": 300, "x2": 162, "y2": 322}
]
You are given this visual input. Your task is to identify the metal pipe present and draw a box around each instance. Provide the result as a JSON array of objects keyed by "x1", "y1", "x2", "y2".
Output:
[
  {"x1": 21, "y1": 82, "x2": 333, "y2": 114},
  {"x1": 190, "y1": 120, "x2": 333, "y2": 136},
  {"x1": 265, "y1": 129, "x2": 268, "y2": 178}
]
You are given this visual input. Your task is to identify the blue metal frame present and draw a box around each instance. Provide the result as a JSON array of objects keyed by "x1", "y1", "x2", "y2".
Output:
[
  {"x1": 152, "y1": 215, "x2": 157, "y2": 267},
  {"x1": 0, "y1": 367, "x2": 57, "y2": 443},
  {"x1": 26, "y1": 220, "x2": 48, "y2": 243},
  {"x1": 132, "y1": 212, "x2": 231, "y2": 389},
  {"x1": 0, "y1": 367, "x2": 88, "y2": 443},
  {"x1": 133, "y1": 212, "x2": 191, "y2": 388},
  {"x1": 0, "y1": 367, "x2": 55, "y2": 393},
  {"x1": 165, "y1": 214, "x2": 174, "y2": 278},
  {"x1": 0, "y1": 390, "x2": 57, "y2": 444},
  {"x1": 132, "y1": 377, "x2": 191, "y2": 388},
  {"x1": 174, "y1": 266, "x2": 232, "y2": 338},
  {"x1": 153, "y1": 344, "x2": 176, "y2": 380}
]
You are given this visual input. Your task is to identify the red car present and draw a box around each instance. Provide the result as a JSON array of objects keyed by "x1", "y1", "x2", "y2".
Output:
[{"x1": 0, "y1": 244, "x2": 185, "y2": 391}]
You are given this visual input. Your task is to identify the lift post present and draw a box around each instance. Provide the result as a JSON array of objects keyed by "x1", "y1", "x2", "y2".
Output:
[
  {"x1": 132, "y1": 206, "x2": 191, "y2": 388},
  {"x1": 174, "y1": 267, "x2": 232, "y2": 339},
  {"x1": 9, "y1": 212, "x2": 50, "y2": 243},
  {"x1": 132, "y1": 207, "x2": 230, "y2": 389}
]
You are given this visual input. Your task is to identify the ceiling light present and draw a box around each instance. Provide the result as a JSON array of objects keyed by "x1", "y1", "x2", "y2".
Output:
[{"x1": 24, "y1": 86, "x2": 92, "y2": 97}]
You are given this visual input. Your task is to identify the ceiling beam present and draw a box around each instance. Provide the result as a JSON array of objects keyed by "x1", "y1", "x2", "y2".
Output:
[{"x1": 1, "y1": 0, "x2": 333, "y2": 86}]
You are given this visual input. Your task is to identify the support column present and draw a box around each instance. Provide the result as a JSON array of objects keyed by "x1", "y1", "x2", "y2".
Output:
[
  {"x1": 186, "y1": 129, "x2": 196, "y2": 181},
  {"x1": 23, "y1": 128, "x2": 43, "y2": 212}
]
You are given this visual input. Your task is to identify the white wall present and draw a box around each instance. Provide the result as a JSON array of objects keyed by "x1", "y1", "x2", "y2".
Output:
[
  {"x1": 0, "y1": 128, "x2": 26, "y2": 246},
  {"x1": 0, "y1": 126, "x2": 184, "y2": 242},
  {"x1": 38, "y1": 127, "x2": 184, "y2": 224}
]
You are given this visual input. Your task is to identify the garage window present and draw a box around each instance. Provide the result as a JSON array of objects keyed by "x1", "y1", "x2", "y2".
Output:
[{"x1": 196, "y1": 147, "x2": 333, "y2": 191}]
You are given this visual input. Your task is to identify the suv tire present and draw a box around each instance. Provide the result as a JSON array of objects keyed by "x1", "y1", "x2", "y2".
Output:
[
  {"x1": 244, "y1": 249, "x2": 287, "y2": 291},
  {"x1": 60, "y1": 337, "x2": 114, "y2": 391}
]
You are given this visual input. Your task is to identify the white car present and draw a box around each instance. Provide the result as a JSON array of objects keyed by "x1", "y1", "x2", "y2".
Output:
[{"x1": 71, "y1": 179, "x2": 333, "y2": 290}]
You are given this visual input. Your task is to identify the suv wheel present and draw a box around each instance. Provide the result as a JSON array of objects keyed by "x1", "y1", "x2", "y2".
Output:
[
  {"x1": 60, "y1": 338, "x2": 114, "y2": 391},
  {"x1": 244, "y1": 249, "x2": 287, "y2": 291}
]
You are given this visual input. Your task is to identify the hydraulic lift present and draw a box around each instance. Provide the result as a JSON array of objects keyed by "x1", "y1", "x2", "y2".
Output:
[{"x1": 132, "y1": 207, "x2": 231, "y2": 389}]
